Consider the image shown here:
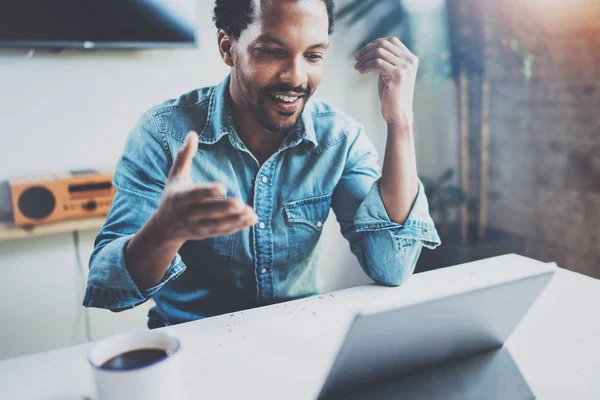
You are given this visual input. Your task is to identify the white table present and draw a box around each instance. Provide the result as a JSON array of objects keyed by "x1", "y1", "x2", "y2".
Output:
[{"x1": 1, "y1": 254, "x2": 599, "y2": 400}]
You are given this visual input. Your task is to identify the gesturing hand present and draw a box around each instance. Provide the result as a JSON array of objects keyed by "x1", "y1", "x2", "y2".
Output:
[
  {"x1": 156, "y1": 131, "x2": 258, "y2": 242},
  {"x1": 354, "y1": 37, "x2": 418, "y2": 128}
]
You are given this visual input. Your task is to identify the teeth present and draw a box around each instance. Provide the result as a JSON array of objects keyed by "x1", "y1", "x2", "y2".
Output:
[{"x1": 273, "y1": 94, "x2": 299, "y2": 103}]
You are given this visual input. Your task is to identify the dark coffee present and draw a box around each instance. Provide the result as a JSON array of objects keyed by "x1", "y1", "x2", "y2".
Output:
[{"x1": 100, "y1": 348, "x2": 170, "y2": 371}]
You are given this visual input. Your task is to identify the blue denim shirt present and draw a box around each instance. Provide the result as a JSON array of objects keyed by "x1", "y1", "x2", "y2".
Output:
[{"x1": 83, "y1": 75, "x2": 440, "y2": 325}]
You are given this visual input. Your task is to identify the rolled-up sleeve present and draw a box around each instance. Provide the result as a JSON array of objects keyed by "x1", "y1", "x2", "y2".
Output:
[
  {"x1": 332, "y1": 125, "x2": 441, "y2": 287},
  {"x1": 83, "y1": 112, "x2": 186, "y2": 311}
]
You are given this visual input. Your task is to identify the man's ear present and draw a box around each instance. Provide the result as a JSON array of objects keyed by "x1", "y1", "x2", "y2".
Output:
[{"x1": 217, "y1": 30, "x2": 234, "y2": 67}]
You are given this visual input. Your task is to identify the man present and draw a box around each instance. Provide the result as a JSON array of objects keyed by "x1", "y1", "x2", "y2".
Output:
[{"x1": 83, "y1": 0, "x2": 440, "y2": 328}]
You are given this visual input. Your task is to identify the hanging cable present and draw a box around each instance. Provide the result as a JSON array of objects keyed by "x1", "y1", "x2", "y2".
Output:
[{"x1": 73, "y1": 231, "x2": 93, "y2": 343}]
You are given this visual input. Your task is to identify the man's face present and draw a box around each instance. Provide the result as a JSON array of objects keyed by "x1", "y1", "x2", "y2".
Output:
[{"x1": 231, "y1": 0, "x2": 329, "y2": 134}]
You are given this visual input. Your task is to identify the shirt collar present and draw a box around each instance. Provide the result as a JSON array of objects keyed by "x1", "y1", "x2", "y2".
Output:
[{"x1": 199, "y1": 74, "x2": 318, "y2": 149}]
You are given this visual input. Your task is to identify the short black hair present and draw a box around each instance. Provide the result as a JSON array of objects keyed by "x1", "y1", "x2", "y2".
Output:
[{"x1": 213, "y1": 0, "x2": 335, "y2": 39}]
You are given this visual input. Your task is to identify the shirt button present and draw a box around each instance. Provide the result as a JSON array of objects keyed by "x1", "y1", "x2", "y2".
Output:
[
  {"x1": 261, "y1": 176, "x2": 268, "y2": 183},
  {"x1": 316, "y1": 221, "x2": 323, "y2": 228},
  {"x1": 260, "y1": 268, "x2": 267, "y2": 274},
  {"x1": 258, "y1": 222, "x2": 266, "y2": 229}
]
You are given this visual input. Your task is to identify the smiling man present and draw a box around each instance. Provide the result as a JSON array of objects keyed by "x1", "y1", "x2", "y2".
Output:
[{"x1": 83, "y1": 0, "x2": 440, "y2": 328}]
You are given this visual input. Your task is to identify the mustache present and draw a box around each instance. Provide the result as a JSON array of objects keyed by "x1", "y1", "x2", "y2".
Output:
[{"x1": 264, "y1": 83, "x2": 311, "y2": 96}]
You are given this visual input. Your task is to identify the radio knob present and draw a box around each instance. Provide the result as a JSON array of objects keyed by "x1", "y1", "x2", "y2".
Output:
[
  {"x1": 82, "y1": 200, "x2": 97, "y2": 211},
  {"x1": 18, "y1": 186, "x2": 56, "y2": 220}
]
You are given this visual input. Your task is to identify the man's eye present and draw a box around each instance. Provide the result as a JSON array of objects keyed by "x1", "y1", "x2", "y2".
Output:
[
  {"x1": 259, "y1": 48, "x2": 284, "y2": 56},
  {"x1": 306, "y1": 53, "x2": 323, "y2": 62}
]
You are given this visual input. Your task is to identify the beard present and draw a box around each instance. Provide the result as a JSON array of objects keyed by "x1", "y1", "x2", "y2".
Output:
[{"x1": 235, "y1": 67, "x2": 313, "y2": 135}]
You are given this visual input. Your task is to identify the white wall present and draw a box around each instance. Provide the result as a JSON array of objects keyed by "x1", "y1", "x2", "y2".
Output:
[
  {"x1": 0, "y1": 0, "x2": 376, "y2": 361},
  {"x1": 0, "y1": 0, "x2": 456, "y2": 361}
]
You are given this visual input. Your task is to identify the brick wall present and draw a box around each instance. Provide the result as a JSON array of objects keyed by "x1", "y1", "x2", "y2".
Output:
[{"x1": 483, "y1": 2, "x2": 600, "y2": 277}]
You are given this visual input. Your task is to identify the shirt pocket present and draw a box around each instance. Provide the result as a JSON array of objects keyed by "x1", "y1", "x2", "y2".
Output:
[{"x1": 283, "y1": 193, "x2": 331, "y2": 263}]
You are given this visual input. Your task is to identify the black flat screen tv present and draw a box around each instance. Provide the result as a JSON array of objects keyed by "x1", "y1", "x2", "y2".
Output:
[{"x1": 0, "y1": 0, "x2": 198, "y2": 49}]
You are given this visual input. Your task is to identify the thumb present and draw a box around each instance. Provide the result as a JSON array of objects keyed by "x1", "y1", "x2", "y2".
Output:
[{"x1": 168, "y1": 131, "x2": 199, "y2": 182}]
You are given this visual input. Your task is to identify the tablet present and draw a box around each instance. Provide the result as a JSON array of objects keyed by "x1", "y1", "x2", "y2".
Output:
[{"x1": 317, "y1": 260, "x2": 555, "y2": 399}]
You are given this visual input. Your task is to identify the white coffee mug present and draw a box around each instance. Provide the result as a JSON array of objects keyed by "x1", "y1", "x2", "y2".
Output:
[{"x1": 88, "y1": 330, "x2": 182, "y2": 400}]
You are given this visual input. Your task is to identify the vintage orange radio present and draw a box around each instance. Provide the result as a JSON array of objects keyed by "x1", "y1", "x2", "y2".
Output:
[{"x1": 9, "y1": 170, "x2": 115, "y2": 226}]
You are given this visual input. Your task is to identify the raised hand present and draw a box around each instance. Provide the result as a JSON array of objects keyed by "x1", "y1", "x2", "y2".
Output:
[
  {"x1": 354, "y1": 37, "x2": 418, "y2": 128},
  {"x1": 156, "y1": 131, "x2": 258, "y2": 241}
]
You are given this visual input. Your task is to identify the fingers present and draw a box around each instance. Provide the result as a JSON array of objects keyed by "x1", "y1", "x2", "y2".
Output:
[
  {"x1": 356, "y1": 57, "x2": 396, "y2": 76},
  {"x1": 205, "y1": 209, "x2": 259, "y2": 236},
  {"x1": 355, "y1": 46, "x2": 399, "y2": 72},
  {"x1": 354, "y1": 37, "x2": 418, "y2": 74},
  {"x1": 354, "y1": 37, "x2": 419, "y2": 79},
  {"x1": 186, "y1": 206, "x2": 259, "y2": 239},
  {"x1": 186, "y1": 198, "x2": 252, "y2": 221},
  {"x1": 355, "y1": 37, "x2": 414, "y2": 61},
  {"x1": 174, "y1": 183, "x2": 228, "y2": 206},
  {"x1": 355, "y1": 39, "x2": 401, "y2": 61},
  {"x1": 168, "y1": 131, "x2": 199, "y2": 182},
  {"x1": 356, "y1": 46, "x2": 415, "y2": 70}
]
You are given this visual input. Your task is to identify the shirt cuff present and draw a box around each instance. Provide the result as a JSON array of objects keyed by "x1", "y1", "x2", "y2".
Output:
[
  {"x1": 354, "y1": 179, "x2": 441, "y2": 249},
  {"x1": 83, "y1": 235, "x2": 186, "y2": 310}
]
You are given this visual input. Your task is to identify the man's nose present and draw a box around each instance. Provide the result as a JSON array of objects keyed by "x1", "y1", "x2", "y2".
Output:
[{"x1": 279, "y1": 56, "x2": 307, "y2": 91}]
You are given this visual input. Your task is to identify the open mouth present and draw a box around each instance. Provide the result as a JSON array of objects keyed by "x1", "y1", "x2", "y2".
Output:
[{"x1": 268, "y1": 93, "x2": 304, "y2": 113}]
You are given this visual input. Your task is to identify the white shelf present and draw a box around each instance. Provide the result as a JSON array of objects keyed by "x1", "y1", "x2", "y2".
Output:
[{"x1": 0, "y1": 217, "x2": 105, "y2": 241}]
